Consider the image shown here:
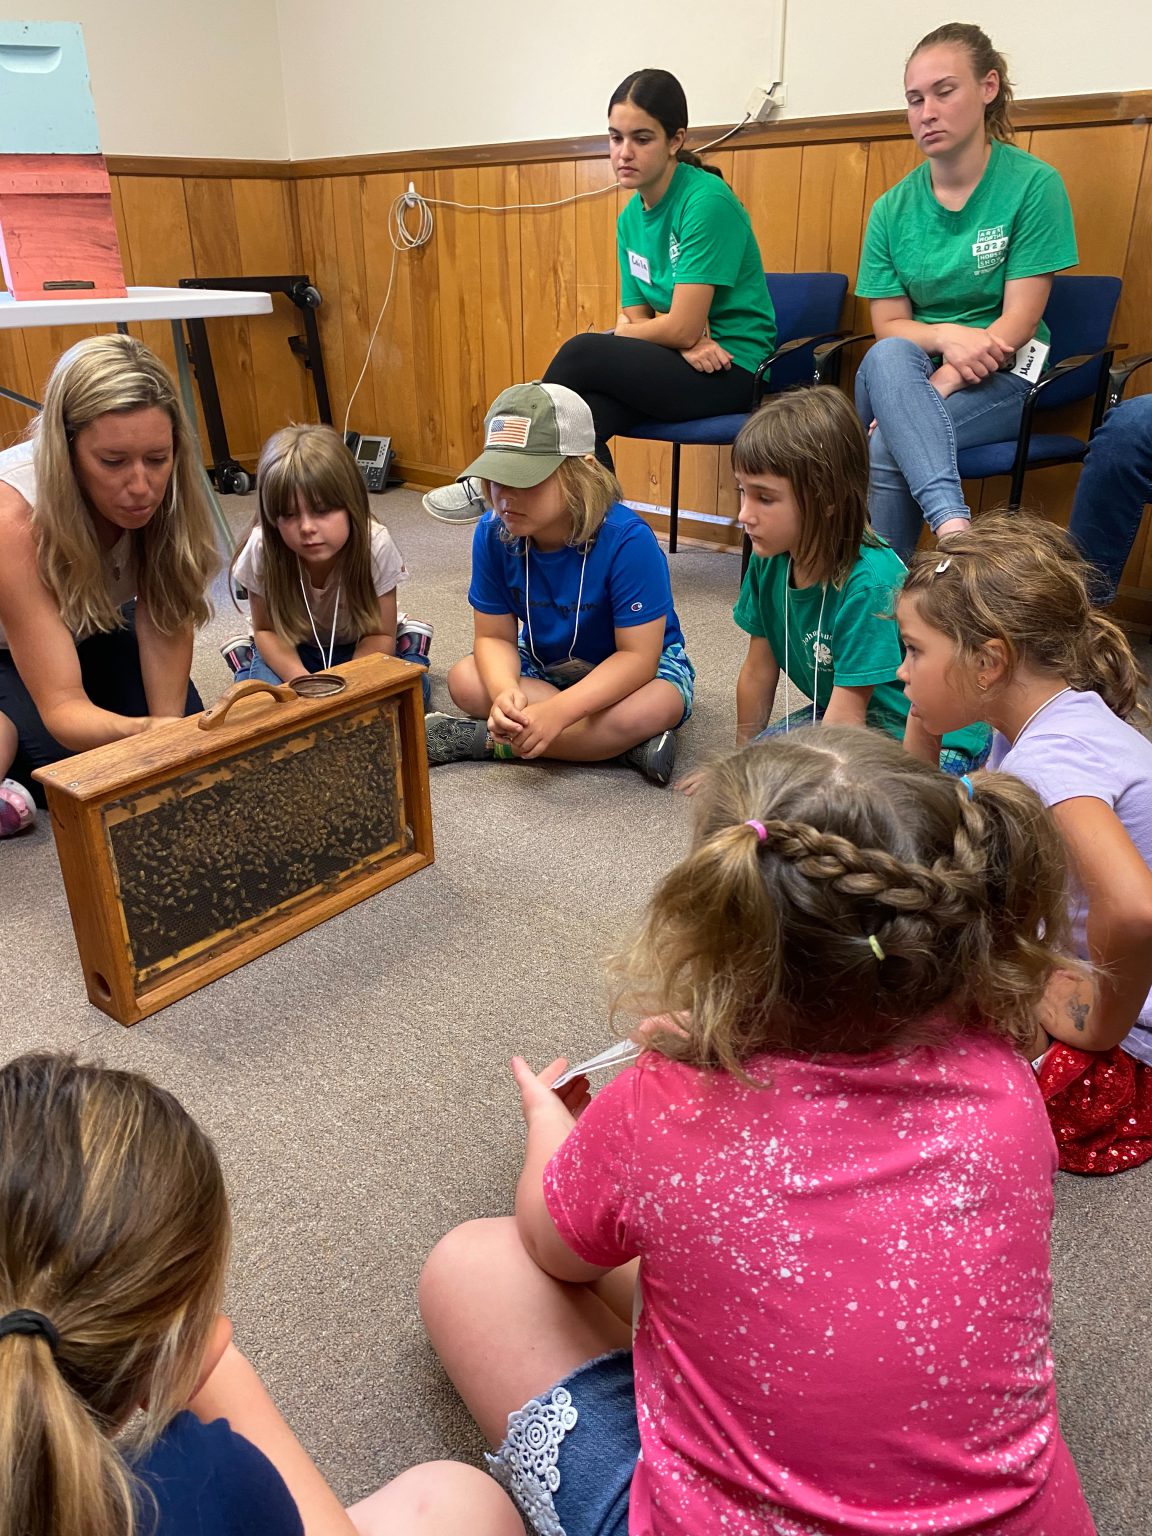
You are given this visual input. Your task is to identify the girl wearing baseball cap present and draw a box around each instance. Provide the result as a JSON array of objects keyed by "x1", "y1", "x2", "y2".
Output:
[{"x1": 425, "y1": 382, "x2": 693, "y2": 786}]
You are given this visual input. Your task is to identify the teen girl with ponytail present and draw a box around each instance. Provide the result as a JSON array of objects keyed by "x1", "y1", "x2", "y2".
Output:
[
  {"x1": 855, "y1": 24, "x2": 1079, "y2": 561},
  {"x1": 423, "y1": 68, "x2": 776, "y2": 519},
  {"x1": 898, "y1": 513, "x2": 1152, "y2": 1175}
]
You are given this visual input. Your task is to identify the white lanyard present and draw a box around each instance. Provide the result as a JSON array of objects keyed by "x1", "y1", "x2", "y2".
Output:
[
  {"x1": 523, "y1": 540, "x2": 589, "y2": 669},
  {"x1": 298, "y1": 564, "x2": 341, "y2": 670},
  {"x1": 782, "y1": 559, "x2": 829, "y2": 730},
  {"x1": 1012, "y1": 686, "x2": 1073, "y2": 743}
]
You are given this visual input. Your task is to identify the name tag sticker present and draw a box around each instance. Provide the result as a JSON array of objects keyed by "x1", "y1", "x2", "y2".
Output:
[
  {"x1": 1010, "y1": 337, "x2": 1050, "y2": 383},
  {"x1": 627, "y1": 249, "x2": 651, "y2": 284}
]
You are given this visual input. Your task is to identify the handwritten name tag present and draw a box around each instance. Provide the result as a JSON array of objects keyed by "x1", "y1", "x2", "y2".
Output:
[{"x1": 627, "y1": 249, "x2": 651, "y2": 284}]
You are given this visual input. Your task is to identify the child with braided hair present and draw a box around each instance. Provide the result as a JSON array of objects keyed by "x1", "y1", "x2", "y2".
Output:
[
  {"x1": 897, "y1": 512, "x2": 1152, "y2": 1176},
  {"x1": 420, "y1": 727, "x2": 1096, "y2": 1536}
]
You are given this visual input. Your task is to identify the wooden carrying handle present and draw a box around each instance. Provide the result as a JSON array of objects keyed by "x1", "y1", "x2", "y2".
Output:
[{"x1": 198, "y1": 679, "x2": 298, "y2": 731}]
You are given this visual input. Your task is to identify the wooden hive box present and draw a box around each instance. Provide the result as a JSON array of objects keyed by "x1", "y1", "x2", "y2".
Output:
[{"x1": 33, "y1": 656, "x2": 433, "y2": 1025}]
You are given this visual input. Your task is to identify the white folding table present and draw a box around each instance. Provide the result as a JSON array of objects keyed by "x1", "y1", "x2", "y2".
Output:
[{"x1": 0, "y1": 285, "x2": 274, "y2": 546}]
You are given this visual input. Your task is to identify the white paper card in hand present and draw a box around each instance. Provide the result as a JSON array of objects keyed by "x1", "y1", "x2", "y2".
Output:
[
  {"x1": 1010, "y1": 336, "x2": 1049, "y2": 382},
  {"x1": 552, "y1": 1039, "x2": 644, "y2": 1091}
]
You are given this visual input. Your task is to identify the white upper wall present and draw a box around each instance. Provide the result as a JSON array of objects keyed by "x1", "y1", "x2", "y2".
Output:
[
  {"x1": 276, "y1": 0, "x2": 1151, "y2": 161},
  {"x1": 6, "y1": 0, "x2": 288, "y2": 159},
  {"x1": 9, "y1": 1, "x2": 1147, "y2": 161}
]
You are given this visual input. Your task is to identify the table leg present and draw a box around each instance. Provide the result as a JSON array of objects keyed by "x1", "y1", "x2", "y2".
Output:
[{"x1": 170, "y1": 316, "x2": 233, "y2": 552}]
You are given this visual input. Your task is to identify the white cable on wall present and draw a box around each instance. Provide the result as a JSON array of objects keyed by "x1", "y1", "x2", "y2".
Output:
[{"x1": 341, "y1": 115, "x2": 757, "y2": 433}]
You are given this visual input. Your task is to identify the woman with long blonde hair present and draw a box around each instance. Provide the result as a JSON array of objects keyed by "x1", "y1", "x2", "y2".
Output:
[{"x1": 0, "y1": 333, "x2": 218, "y2": 838}]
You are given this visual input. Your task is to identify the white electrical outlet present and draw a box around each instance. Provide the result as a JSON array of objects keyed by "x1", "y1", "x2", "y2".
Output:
[{"x1": 745, "y1": 83, "x2": 785, "y2": 122}]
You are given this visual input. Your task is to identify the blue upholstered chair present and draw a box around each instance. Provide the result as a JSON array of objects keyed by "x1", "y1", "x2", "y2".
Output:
[
  {"x1": 619, "y1": 271, "x2": 849, "y2": 552},
  {"x1": 955, "y1": 274, "x2": 1122, "y2": 507},
  {"x1": 813, "y1": 274, "x2": 1123, "y2": 511}
]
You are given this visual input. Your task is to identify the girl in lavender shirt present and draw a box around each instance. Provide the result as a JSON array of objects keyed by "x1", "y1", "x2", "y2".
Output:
[
  {"x1": 420, "y1": 727, "x2": 1094, "y2": 1536},
  {"x1": 899, "y1": 512, "x2": 1152, "y2": 1175}
]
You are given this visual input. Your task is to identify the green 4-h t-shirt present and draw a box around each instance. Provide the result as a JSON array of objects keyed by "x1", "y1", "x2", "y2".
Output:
[
  {"x1": 855, "y1": 140, "x2": 1078, "y2": 345},
  {"x1": 617, "y1": 161, "x2": 776, "y2": 374},
  {"x1": 732, "y1": 537, "x2": 989, "y2": 756}
]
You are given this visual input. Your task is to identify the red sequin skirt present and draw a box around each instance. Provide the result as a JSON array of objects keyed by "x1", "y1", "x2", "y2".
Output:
[{"x1": 1037, "y1": 1042, "x2": 1152, "y2": 1175}]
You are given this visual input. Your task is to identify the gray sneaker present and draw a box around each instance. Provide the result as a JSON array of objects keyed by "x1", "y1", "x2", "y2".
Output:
[
  {"x1": 422, "y1": 479, "x2": 485, "y2": 524},
  {"x1": 425, "y1": 713, "x2": 491, "y2": 766},
  {"x1": 622, "y1": 730, "x2": 677, "y2": 787}
]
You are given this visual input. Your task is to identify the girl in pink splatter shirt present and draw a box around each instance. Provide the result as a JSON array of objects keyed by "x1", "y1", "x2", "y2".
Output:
[{"x1": 420, "y1": 727, "x2": 1096, "y2": 1536}]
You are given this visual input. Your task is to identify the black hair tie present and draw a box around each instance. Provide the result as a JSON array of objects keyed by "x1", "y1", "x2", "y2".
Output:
[{"x1": 0, "y1": 1309, "x2": 60, "y2": 1353}]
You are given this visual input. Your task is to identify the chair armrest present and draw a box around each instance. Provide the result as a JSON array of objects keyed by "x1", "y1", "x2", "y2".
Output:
[
  {"x1": 812, "y1": 333, "x2": 874, "y2": 385},
  {"x1": 1027, "y1": 347, "x2": 1118, "y2": 401},
  {"x1": 1007, "y1": 348, "x2": 1117, "y2": 500},
  {"x1": 1108, "y1": 352, "x2": 1152, "y2": 409},
  {"x1": 752, "y1": 330, "x2": 847, "y2": 404}
]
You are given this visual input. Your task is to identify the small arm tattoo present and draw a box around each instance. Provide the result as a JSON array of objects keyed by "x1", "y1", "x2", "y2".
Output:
[{"x1": 1067, "y1": 999, "x2": 1090, "y2": 1032}]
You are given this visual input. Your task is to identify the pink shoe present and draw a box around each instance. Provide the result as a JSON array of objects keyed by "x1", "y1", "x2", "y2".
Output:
[{"x1": 0, "y1": 778, "x2": 36, "y2": 838}]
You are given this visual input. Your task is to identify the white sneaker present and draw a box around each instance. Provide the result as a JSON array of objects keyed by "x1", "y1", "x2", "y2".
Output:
[{"x1": 422, "y1": 479, "x2": 485, "y2": 524}]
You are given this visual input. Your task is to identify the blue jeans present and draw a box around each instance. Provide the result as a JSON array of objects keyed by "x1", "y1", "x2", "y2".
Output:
[
  {"x1": 1067, "y1": 394, "x2": 1152, "y2": 604},
  {"x1": 855, "y1": 337, "x2": 1032, "y2": 562},
  {"x1": 240, "y1": 642, "x2": 431, "y2": 705}
]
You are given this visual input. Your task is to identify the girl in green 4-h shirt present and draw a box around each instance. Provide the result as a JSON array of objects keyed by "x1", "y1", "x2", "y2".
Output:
[
  {"x1": 711, "y1": 388, "x2": 988, "y2": 785},
  {"x1": 543, "y1": 68, "x2": 776, "y2": 471},
  {"x1": 854, "y1": 23, "x2": 1078, "y2": 562}
]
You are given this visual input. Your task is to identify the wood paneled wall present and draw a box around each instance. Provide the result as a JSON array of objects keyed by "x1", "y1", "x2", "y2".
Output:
[{"x1": 0, "y1": 96, "x2": 1150, "y2": 613}]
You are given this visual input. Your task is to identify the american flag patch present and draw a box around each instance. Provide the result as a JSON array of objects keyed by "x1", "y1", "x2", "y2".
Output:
[{"x1": 486, "y1": 415, "x2": 532, "y2": 447}]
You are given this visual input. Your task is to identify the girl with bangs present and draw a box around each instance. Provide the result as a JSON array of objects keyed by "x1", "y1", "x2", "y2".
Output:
[
  {"x1": 228, "y1": 425, "x2": 430, "y2": 700},
  {"x1": 683, "y1": 387, "x2": 986, "y2": 789},
  {"x1": 0, "y1": 333, "x2": 217, "y2": 839}
]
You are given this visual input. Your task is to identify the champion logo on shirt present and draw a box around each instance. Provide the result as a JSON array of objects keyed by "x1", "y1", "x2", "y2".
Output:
[{"x1": 972, "y1": 225, "x2": 1008, "y2": 272}]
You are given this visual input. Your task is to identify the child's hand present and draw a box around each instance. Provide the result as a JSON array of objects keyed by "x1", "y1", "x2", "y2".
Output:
[
  {"x1": 489, "y1": 687, "x2": 530, "y2": 741},
  {"x1": 512, "y1": 697, "x2": 573, "y2": 759},
  {"x1": 673, "y1": 767, "x2": 708, "y2": 796},
  {"x1": 512, "y1": 1056, "x2": 590, "y2": 1130}
]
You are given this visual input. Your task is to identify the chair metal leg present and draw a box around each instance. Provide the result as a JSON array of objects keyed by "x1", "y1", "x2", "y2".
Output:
[{"x1": 668, "y1": 444, "x2": 681, "y2": 553}]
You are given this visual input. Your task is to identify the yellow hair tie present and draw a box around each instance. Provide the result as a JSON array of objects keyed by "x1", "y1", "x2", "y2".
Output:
[{"x1": 867, "y1": 935, "x2": 886, "y2": 962}]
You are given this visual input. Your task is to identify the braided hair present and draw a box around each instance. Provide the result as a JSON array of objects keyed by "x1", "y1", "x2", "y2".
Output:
[{"x1": 610, "y1": 727, "x2": 1076, "y2": 1075}]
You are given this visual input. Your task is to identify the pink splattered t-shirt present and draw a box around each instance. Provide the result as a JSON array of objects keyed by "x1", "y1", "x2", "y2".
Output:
[{"x1": 543, "y1": 1028, "x2": 1095, "y2": 1536}]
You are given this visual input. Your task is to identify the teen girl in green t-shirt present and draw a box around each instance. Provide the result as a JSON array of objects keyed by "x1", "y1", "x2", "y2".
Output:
[
  {"x1": 548, "y1": 70, "x2": 776, "y2": 470},
  {"x1": 854, "y1": 24, "x2": 1078, "y2": 562}
]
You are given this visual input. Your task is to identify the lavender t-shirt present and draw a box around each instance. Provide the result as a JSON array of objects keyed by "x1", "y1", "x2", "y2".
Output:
[{"x1": 988, "y1": 689, "x2": 1152, "y2": 1064}]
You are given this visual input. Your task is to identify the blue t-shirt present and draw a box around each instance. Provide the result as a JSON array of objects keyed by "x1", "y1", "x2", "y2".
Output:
[
  {"x1": 133, "y1": 1411, "x2": 303, "y2": 1535},
  {"x1": 468, "y1": 502, "x2": 686, "y2": 667}
]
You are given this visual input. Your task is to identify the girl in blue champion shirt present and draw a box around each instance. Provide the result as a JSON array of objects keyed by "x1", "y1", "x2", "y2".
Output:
[{"x1": 425, "y1": 383, "x2": 694, "y2": 787}]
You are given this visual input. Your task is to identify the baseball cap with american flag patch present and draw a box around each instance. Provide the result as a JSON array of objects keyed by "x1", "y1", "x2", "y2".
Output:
[{"x1": 459, "y1": 381, "x2": 596, "y2": 489}]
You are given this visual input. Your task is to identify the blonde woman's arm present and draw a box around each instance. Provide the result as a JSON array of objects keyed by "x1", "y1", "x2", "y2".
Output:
[
  {"x1": 0, "y1": 492, "x2": 157, "y2": 748},
  {"x1": 135, "y1": 597, "x2": 195, "y2": 718}
]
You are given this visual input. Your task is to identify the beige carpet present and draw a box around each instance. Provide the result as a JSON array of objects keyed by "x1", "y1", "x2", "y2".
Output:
[{"x1": 2, "y1": 487, "x2": 1148, "y2": 1529}]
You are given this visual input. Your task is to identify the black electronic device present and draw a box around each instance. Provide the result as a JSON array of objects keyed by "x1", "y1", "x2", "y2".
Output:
[{"x1": 344, "y1": 431, "x2": 394, "y2": 493}]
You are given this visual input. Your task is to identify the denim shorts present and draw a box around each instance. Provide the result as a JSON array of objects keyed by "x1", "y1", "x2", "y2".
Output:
[
  {"x1": 518, "y1": 641, "x2": 695, "y2": 724},
  {"x1": 487, "y1": 1349, "x2": 637, "y2": 1536}
]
